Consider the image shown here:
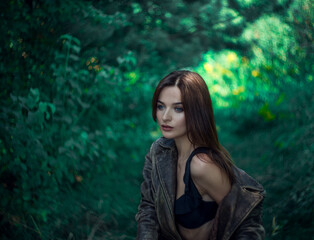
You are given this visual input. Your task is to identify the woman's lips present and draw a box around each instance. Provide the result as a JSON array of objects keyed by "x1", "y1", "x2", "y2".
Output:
[{"x1": 162, "y1": 125, "x2": 173, "y2": 131}]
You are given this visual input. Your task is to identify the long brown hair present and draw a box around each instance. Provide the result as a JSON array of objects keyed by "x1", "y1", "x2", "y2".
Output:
[{"x1": 152, "y1": 70, "x2": 235, "y2": 183}]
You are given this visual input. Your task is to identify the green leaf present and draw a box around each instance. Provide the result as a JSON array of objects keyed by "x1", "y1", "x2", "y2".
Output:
[{"x1": 26, "y1": 88, "x2": 40, "y2": 109}]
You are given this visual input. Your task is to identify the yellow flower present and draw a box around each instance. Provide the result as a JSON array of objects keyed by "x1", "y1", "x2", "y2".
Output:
[
  {"x1": 252, "y1": 70, "x2": 259, "y2": 77},
  {"x1": 232, "y1": 86, "x2": 245, "y2": 95}
]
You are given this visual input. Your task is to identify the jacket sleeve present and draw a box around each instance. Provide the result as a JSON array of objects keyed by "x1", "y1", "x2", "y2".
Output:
[
  {"x1": 135, "y1": 146, "x2": 160, "y2": 240},
  {"x1": 232, "y1": 201, "x2": 265, "y2": 240}
]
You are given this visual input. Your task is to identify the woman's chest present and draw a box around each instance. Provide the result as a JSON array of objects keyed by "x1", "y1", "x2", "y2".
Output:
[{"x1": 176, "y1": 162, "x2": 186, "y2": 199}]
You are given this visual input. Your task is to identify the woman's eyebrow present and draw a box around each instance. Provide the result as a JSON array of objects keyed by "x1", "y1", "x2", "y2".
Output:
[{"x1": 157, "y1": 100, "x2": 182, "y2": 105}]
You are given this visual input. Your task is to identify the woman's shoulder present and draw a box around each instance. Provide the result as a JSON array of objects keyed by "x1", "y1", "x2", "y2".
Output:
[
  {"x1": 189, "y1": 153, "x2": 265, "y2": 195},
  {"x1": 190, "y1": 153, "x2": 230, "y2": 184},
  {"x1": 190, "y1": 152, "x2": 215, "y2": 176},
  {"x1": 190, "y1": 148, "x2": 228, "y2": 175},
  {"x1": 190, "y1": 152, "x2": 232, "y2": 203}
]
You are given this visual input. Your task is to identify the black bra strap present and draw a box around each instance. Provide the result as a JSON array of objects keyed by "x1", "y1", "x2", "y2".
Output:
[{"x1": 183, "y1": 147, "x2": 210, "y2": 192}]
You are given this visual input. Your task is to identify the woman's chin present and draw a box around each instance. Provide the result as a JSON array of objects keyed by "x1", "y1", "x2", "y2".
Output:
[
  {"x1": 161, "y1": 133, "x2": 173, "y2": 139},
  {"x1": 161, "y1": 131, "x2": 175, "y2": 139},
  {"x1": 162, "y1": 135, "x2": 173, "y2": 139}
]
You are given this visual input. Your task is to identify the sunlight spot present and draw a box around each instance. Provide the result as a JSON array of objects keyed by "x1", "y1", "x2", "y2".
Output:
[
  {"x1": 227, "y1": 52, "x2": 237, "y2": 62},
  {"x1": 211, "y1": 84, "x2": 220, "y2": 93},
  {"x1": 204, "y1": 63, "x2": 213, "y2": 73}
]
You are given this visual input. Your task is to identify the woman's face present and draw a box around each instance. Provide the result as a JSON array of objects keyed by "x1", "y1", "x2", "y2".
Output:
[{"x1": 156, "y1": 86, "x2": 187, "y2": 140}]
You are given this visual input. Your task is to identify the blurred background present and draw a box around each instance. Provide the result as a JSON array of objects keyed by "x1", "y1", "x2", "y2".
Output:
[{"x1": 0, "y1": 0, "x2": 313, "y2": 239}]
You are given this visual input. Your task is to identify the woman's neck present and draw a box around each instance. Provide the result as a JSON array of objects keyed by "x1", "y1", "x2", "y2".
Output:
[{"x1": 174, "y1": 136, "x2": 194, "y2": 162}]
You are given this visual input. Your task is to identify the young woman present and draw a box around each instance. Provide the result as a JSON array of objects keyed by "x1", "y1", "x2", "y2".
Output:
[{"x1": 136, "y1": 70, "x2": 265, "y2": 240}]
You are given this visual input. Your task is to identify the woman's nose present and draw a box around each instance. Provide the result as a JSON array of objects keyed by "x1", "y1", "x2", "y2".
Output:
[{"x1": 162, "y1": 109, "x2": 171, "y2": 122}]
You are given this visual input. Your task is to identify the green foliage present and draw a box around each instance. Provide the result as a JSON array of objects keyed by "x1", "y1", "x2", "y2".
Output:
[
  {"x1": 196, "y1": 1, "x2": 313, "y2": 238},
  {"x1": 0, "y1": 0, "x2": 313, "y2": 239}
]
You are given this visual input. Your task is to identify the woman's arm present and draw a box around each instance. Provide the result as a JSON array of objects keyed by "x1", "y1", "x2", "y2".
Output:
[
  {"x1": 135, "y1": 148, "x2": 159, "y2": 240},
  {"x1": 190, "y1": 154, "x2": 231, "y2": 203}
]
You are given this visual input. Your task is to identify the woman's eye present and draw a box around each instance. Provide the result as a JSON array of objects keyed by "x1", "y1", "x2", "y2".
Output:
[
  {"x1": 157, "y1": 104, "x2": 164, "y2": 110},
  {"x1": 175, "y1": 107, "x2": 184, "y2": 113}
]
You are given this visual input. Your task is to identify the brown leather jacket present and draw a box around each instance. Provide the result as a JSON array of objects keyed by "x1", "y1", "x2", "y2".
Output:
[{"x1": 135, "y1": 137, "x2": 265, "y2": 240}]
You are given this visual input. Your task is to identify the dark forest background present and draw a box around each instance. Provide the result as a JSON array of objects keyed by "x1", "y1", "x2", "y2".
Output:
[{"x1": 0, "y1": 0, "x2": 313, "y2": 239}]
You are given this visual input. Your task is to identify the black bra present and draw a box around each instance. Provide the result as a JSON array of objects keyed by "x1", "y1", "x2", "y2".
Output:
[{"x1": 174, "y1": 147, "x2": 218, "y2": 229}]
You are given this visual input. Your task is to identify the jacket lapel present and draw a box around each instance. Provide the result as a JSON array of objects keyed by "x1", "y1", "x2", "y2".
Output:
[
  {"x1": 155, "y1": 138, "x2": 181, "y2": 239},
  {"x1": 156, "y1": 144, "x2": 177, "y2": 210}
]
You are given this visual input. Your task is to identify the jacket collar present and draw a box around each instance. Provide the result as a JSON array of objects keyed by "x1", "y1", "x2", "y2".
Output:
[
  {"x1": 156, "y1": 137, "x2": 176, "y2": 150},
  {"x1": 234, "y1": 167, "x2": 265, "y2": 193}
]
